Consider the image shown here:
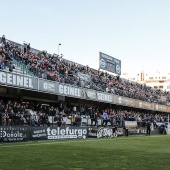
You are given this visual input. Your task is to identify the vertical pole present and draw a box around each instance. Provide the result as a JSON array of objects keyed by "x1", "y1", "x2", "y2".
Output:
[
  {"x1": 0, "y1": 112, "x2": 2, "y2": 126},
  {"x1": 87, "y1": 114, "x2": 89, "y2": 139},
  {"x1": 58, "y1": 43, "x2": 61, "y2": 56},
  {"x1": 52, "y1": 115, "x2": 54, "y2": 127}
]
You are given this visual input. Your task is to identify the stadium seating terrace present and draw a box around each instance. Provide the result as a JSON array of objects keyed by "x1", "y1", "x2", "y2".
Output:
[
  {"x1": 0, "y1": 99, "x2": 168, "y2": 127},
  {"x1": 0, "y1": 35, "x2": 170, "y2": 106}
]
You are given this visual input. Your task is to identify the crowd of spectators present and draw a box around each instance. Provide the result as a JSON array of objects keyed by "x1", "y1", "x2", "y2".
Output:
[
  {"x1": 0, "y1": 35, "x2": 15, "y2": 71},
  {"x1": 0, "y1": 99, "x2": 168, "y2": 128},
  {"x1": 0, "y1": 35, "x2": 170, "y2": 105}
]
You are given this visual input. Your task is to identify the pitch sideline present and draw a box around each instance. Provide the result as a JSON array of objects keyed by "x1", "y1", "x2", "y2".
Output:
[{"x1": 0, "y1": 135, "x2": 168, "y2": 148}]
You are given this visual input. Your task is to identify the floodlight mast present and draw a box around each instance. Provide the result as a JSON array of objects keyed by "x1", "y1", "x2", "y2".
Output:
[{"x1": 58, "y1": 43, "x2": 61, "y2": 55}]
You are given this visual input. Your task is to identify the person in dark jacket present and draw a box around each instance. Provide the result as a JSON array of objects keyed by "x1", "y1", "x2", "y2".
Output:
[
  {"x1": 1, "y1": 35, "x2": 6, "y2": 43},
  {"x1": 75, "y1": 113, "x2": 81, "y2": 127},
  {"x1": 146, "y1": 120, "x2": 151, "y2": 136},
  {"x1": 13, "y1": 111, "x2": 21, "y2": 126},
  {"x1": 9, "y1": 62, "x2": 15, "y2": 72},
  {"x1": 40, "y1": 112, "x2": 50, "y2": 126},
  {"x1": 91, "y1": 111, "x2": 98, "y2": 126},
  {"x1": 27, "y1": 43, "x2": 30, "y2": 51}
]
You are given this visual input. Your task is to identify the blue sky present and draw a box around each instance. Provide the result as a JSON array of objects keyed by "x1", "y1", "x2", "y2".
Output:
[{"x1": 1, "y1": 0, "x2": 170, "y2": 73}]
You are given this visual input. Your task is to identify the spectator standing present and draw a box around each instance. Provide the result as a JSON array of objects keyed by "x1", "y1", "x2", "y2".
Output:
[
  {"x1": 23, "y1": 41, "x2": 27, "y2": 53},
  {"x1": 27, "y1": 43, "x2": 31, "y2": 51},
  {"x1": 91, "y1": 111, "x2": 98, "y2": 127},
  {"x1": 9, "y1": 62, "x2": 15, "y2": 72},
  {"x1": 75, "y1": 113, "x2": 81, "y2": 127},
  {"x1": 146, "y1": 120, "x2": 151, "y2": 136},
  {"x1": 73, "y1": 105, "x2": 77, "y2": 115},
  {"x1": 1, "y1": 35, "x2": 6, "y2": 43},
  {"x1": 102, "y1": 110, "x2": 109, "y2": 127}
]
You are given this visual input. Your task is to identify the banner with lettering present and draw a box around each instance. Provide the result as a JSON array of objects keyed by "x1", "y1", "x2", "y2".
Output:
[
  {"x1": 1, "y1": 71, "x2": 170, "y2": 112},
  {"x1": 0, "y1": 71, "x2": 38, "y2": 90},
  {"x1": 0, "y1": 126, "x2": 30, "y2": 142}
]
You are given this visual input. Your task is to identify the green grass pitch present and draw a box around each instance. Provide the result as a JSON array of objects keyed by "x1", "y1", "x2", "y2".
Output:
[{"x1": 0, "y1": 135, "x2": 170, "y2": 170}]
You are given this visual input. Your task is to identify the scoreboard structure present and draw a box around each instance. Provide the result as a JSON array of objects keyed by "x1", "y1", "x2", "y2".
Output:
[{"x1": 99, "y1": 52, "x2": 121, "y2": 75}]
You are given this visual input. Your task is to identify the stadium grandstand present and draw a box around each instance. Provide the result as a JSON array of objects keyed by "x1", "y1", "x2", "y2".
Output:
[
  {"x1": 0, "y1": 35, "x2": 170, "y2": 105},
  {"x1": 0, "y1": 35, "x2": 170, "y2": 141}
]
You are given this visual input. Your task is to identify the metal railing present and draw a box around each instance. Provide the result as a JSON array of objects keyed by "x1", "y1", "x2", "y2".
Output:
[{"x1": 12, "y1": 59, "x2": 35, "y2": 77}]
